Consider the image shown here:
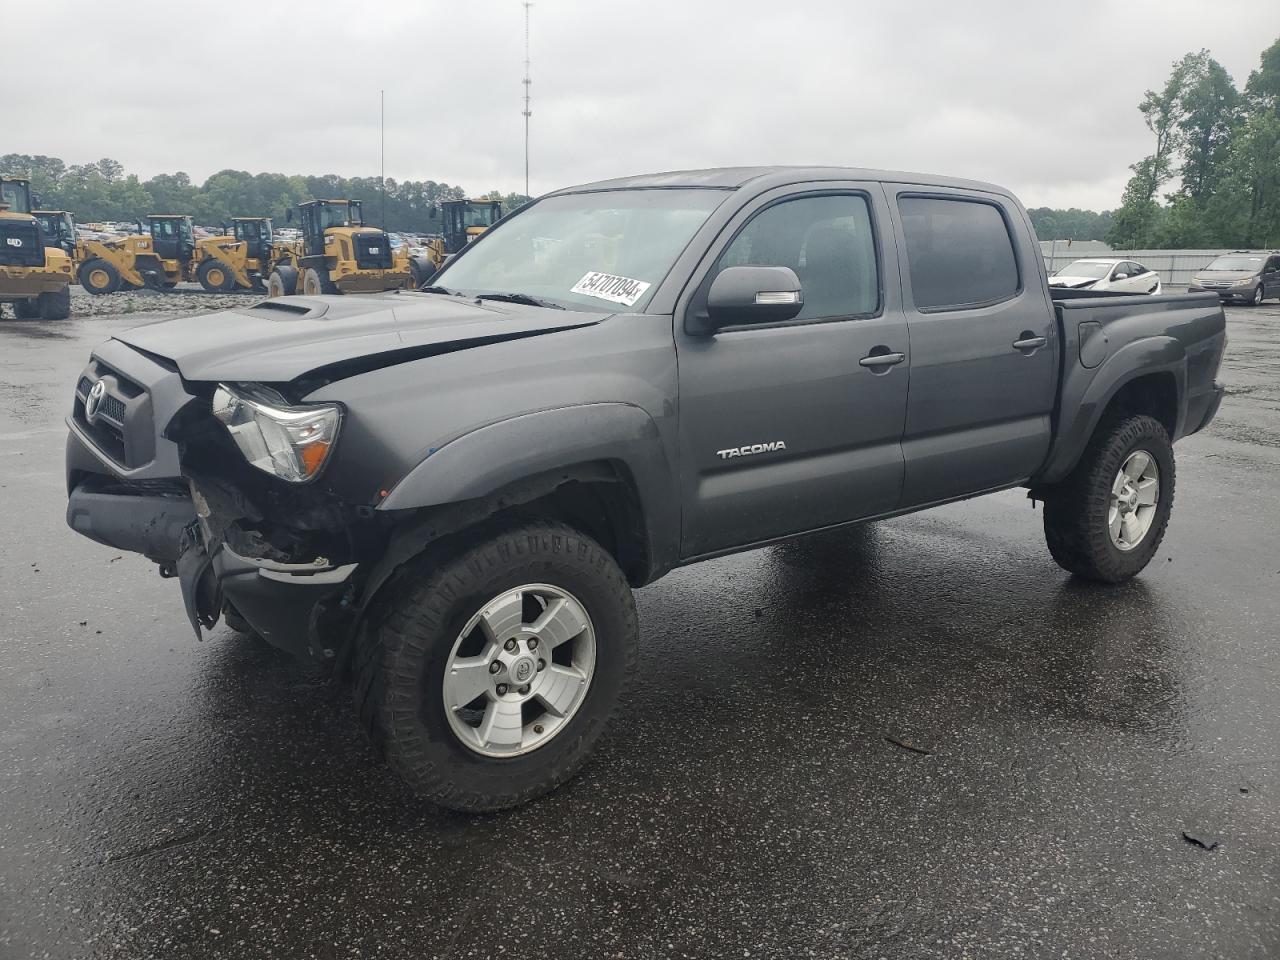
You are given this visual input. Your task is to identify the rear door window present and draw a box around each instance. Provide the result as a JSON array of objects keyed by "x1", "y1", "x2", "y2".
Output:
[{"x1": 898, "y1": 196, "x2": 1020, "y2": 310}]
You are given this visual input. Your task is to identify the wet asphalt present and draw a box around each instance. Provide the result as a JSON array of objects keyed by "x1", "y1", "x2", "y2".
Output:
[{"x1": 1, "y1": 302, "x2": 1279, "y2": 960}]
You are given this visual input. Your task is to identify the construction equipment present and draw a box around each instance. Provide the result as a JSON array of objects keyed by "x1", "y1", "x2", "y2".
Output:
[
  {"x1": 0, "y1": 176, "x2": 74, "y2": 319},
  {"x1": 439, "y1": 198, "x2": 504, "y2": 254},
  {"x1": 78, "y1": 214, "x2": 207, "y2": 293},
  {"x1": 409, "y1": 198, "x2": 504, "y2": 287},
  {"x1": 267, "y1": 199, "x2": 411, "y2": 297},
  {"x1": 33, "y1": 210, "x2": 78, "y2": 258},
  {"x1": 195, "y1": 217, "x2": 277, "y2": 293}
]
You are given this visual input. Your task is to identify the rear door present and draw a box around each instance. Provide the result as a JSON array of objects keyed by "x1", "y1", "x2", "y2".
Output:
[
  {"x1": 887, "y1": 188, "x2": 1058, "y2": 506},
  {"x1": 675, "y1": 184, "x2": 909, "y2": 557}
]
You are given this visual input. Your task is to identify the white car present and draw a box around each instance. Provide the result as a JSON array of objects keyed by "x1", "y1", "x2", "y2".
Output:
[{"x1": 1048, "y1": 258, "x2": 1162, "y2": 295}]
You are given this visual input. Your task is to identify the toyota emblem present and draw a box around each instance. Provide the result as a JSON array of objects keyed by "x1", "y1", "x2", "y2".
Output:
[{"x1": 84, "y1": 380, "x2": 107, "y2": 423}]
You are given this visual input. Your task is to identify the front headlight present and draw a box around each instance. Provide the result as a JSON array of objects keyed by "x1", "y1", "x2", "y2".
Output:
[
  {"x1": 211, "y1": 384, "x2": 342, "y2": 483},
  {"x1": 1234, "y1": 277, "x2": 1254, "y2": 285}
]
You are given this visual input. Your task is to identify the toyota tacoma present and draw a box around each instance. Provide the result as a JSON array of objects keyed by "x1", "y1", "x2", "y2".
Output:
[{"x1": 65, "y1": 166, "x2": 1227, "y2": 811}]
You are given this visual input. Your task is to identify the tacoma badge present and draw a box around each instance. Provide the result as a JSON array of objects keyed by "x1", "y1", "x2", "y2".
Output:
[{"x1": 716, "y1": 441, "x2": 787, "y2": 460}]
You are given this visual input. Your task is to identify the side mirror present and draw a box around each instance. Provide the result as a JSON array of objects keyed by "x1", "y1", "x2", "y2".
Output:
[
  {"x1": 691, "y1": 265, "x2": 803, "y2": 335},
  {"x1": 1112, "y1": 272, "x2": 1128, "y2": 280}
]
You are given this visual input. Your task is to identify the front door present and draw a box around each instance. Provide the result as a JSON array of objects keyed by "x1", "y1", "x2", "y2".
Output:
[
  {"x1": 887, "y1": 189, "x2": 1058, "y2": 507},
  {"x1": 676, "y1": 186, "x2": 910, "y2": 558},
  {"x1": 1263, "y1": 256, "x2": 1280, "y2": 299},
  {"x1": 150, "y1": 218, "x2": 180, "y2": 260}
]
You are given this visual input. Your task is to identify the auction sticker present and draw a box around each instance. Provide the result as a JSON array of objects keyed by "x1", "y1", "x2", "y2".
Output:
[{"x1": 570, "y1": 271, "x2": 651, "y2": 307}]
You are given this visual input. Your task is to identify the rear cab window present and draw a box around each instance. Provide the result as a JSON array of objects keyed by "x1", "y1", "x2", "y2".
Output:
[{"x1": 897, "y1": 196, "x2": 1020, "y2": 311}]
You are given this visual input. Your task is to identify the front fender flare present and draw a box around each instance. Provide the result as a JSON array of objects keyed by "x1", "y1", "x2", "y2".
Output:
[{"x1": 377, "y1": 401, "x2": 679, "y2": 574}]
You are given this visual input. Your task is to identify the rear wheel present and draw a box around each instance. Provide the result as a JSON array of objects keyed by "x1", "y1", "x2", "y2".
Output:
[
  {"x1": 1043, "y1": 413, "x2": 1175, "y2": 583},
  {"x1": 37, "y1": 286, "x2": 71, "y2": 320},
  {"x1": 197, "y1": 258, "x2": 236, "y2": 293},
  {"x1": 354, "y1": 520, "x2": 639, "y2": 812},
  {"x1": 266, "y1": 265, "x2": 299, "y2": 298},
  {"x1": 302, "y1": 266, "x2": 338, "y2": 296},
  {"x1": 79, "y1": 258, "x2": 122, "y2": 295}
]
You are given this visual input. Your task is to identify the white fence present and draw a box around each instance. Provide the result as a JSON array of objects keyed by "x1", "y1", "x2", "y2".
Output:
[{"x1": 1039, "y1": 244, "x2": 1275, "y2": 288}]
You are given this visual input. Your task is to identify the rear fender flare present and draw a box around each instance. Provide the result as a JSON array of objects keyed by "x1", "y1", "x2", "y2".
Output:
[{"x1": 1036, "y1": 336, "x2": 1187, "y2": 485}]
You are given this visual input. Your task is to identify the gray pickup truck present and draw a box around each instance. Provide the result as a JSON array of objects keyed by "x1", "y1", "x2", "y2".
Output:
[{"x1": 65, "y1": 166, "x2": 1226, "y2": 811}]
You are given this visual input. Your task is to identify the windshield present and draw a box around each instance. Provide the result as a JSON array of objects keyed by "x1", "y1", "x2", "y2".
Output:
[
  {"x1": 1205, "y1": 256, "x2": 1263, "y2": 272},
  {"x1": 462, "y1": 203, "x2": 500, "y2": 228},
  {"x1": 316, "y1": 204, "x2": 358, "y2": 229},
  {"x1": 1055, "y1": 260, "x2": 1112, "y2": 279},
  {"x1": 434, "y1": 189, "x2": 728, "y2": 311}
]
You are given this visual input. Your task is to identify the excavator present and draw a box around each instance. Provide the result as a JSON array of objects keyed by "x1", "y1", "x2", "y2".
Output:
[
  {"x1": 266, "y1": 198, "x2": 411, "y2": 296},
  {"x1": 0, "y1": 175, "x2": 74, "y2": 319}
]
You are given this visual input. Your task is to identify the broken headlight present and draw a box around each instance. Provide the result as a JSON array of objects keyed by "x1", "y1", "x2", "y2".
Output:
[{"x1": 211, "y1": 384, "x2": 342, "y2": 483}]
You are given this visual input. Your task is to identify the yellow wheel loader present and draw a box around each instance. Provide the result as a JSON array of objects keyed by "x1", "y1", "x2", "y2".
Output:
[
  {"x1": 195, "y1": 217, "x2": 277, "y2": 293},
  {"x1": 78, "y1": 214, "x2": 207, "y2": 294},
  {"x1": 266, "y1": 199, "x2": 411, "y2": 297},
  {"x1": 0, "y1": 176, "x2": 74, "y2": 320},
  {"x1": 409, "y1": 198, "x2": 503, "y2": 288}
]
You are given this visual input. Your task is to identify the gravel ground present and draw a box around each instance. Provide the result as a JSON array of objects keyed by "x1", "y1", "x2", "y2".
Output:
[
  {"x1": 66, "y1": 282, "x2": 254, "y2": 318},
  {"x1": 1, "y1": 302, "x2": 1278, "y2": 959}
]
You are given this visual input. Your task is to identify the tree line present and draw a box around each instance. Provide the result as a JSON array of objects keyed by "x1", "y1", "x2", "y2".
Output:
[
  {"x1": 1107, "y1": 37, "x2": 1280, "y2": 249},
  {"x1": 0, "y1": 154, "x2": 531, "y2": 233}
]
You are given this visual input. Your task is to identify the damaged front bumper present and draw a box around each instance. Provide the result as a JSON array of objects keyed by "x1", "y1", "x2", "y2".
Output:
[
  {"x1": 177, "y1": 526, "x2": 357, "y2": 662},
  {"x1": 67, "y1": 469, "x2": 357, "y2": 664}
]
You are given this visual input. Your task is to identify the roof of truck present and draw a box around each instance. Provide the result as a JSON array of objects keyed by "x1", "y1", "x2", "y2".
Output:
[{"x1": 554, "y1": 166, "x2": 1011, "y2": 196}]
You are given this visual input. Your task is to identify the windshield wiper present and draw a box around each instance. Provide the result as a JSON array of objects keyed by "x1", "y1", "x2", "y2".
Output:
[
  {"x1": 416, "y1": 284, "x2": 460, "y2": 295},
  {"x1": 474, "y1": 292, "x2": 565, "y2": 310}
]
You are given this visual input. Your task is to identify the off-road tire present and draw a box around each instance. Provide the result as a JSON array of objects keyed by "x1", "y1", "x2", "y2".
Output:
[
  {"x1": 1043, "y1": 413, "x2": 1175, "y2": 583},
  {"x1": 13, "y1": 298, "x2": 40, "y2": 319},
  {"x1": 302, "y1": 267, "x2": 338, "y2": 296},
  {"x1": 37, "y1": 286, "x2": 72, "y2": 320},
  {"x1": 353, "y1": 520, "x2": 639, "y2": 812},
  {"x1": 197, "y1": 258, "x2": 237, "y2": 293},
  {"x1": 267, "y1": 265, "x2": 298, "y2": 298},
  {"x1": 79, "y1": 258, "x2": 122, "y2": 295},
  {"x1": 410, "y1": 255, "x2": 437, "y2": 289}
]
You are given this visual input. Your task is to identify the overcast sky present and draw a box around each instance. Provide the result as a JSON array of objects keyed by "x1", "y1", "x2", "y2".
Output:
[{"x1": 10, "y1": 0, "x2": 1280, "y2": 210}]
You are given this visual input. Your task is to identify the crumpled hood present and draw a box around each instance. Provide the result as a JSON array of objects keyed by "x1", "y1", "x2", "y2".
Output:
[
  {"x1": 113, "y1": 293, "x2": 608, "y2": 383},
  {"x1": 1047, "y1": 276, "x2": 1100, "y2": 289}
]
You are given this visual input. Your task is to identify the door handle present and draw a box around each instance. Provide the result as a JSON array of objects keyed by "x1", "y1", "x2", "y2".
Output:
[
  {"x1": 859, "y1": 351, "x2": 906, "y2": 368},
  {"x1": 1012, "y1": 335, "x2": 1047, "y2": 352}
]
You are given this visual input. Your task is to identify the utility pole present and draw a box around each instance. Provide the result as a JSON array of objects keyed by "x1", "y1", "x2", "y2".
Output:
[
  {"x1": 522, "y1": 2, "x2": 532, "y2": 198},
  {"x1": 380, "y1": 89, "x2": 387, "y2": 228}
]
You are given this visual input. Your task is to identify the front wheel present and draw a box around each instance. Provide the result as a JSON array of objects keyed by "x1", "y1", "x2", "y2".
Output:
[
  {"x1": 197, "y1": 258, "x2": 236, "y2": 293},
  {"x1": 354, "y1": 521, "x2": 638, "y2": 812},
  {"x1": 1253, "y1": 284, "x2": 1265, "y2": 306},
  {"x1": 79, "y1": 258, "x2": 122, "y2": 295},
  {"x1": 1043, "y1": 413, "x2": 1175, "y2": 583},
  {"x1": 302, "y1": 267, "x2": 338, "y2": 296},
  {"x1": 266, "y1": 265, "x2": 298, "y2": 298}
]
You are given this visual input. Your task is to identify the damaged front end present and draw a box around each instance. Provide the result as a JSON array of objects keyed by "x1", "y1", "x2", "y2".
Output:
[
  {"x1": 166, "y1": 381, "x2": 391, "y2": 663},
  {"x1": 65, "y1": 338, "x2": 389, "y2": 665}
]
